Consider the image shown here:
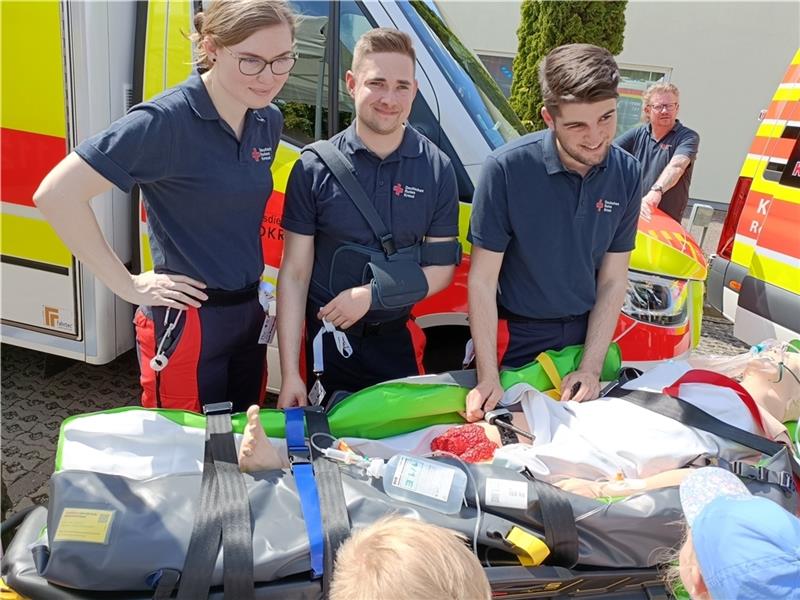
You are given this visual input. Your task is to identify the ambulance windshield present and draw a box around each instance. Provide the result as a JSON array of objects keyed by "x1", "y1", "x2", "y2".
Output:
[{"x1": 401, "y1": 1, "x2": 526, "y2": 149}]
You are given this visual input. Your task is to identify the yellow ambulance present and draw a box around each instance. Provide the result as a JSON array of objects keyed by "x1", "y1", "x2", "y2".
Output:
[{"x1": 707, "y1": 49, "x2": 800, "y2": 344}]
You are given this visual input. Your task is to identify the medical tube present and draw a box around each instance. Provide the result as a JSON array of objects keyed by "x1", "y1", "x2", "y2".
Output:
[{"x1": 424, "y1": 450, "x2": 482, "y2": 558}]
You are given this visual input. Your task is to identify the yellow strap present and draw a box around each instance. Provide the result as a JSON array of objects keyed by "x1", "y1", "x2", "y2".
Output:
[
  {"x1": 0, "y1": 578, "x2": 25, "y2": 600},
  {"x1": 506, "y1": 527, "x2": 550, "y2": 567},
  {"x1": 535, "y1": 352, "x2": 562, "y2": 396}
]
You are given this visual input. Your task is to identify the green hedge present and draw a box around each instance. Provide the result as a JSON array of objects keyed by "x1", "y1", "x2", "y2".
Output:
[{"x1": 510, "y1": 1, "x2": 627, "y2": 132}]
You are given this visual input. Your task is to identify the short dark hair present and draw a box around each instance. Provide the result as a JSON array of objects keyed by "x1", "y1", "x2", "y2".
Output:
[
  {"x1": 352, "y1": 28, "x2": 416, "y2": 73},
  {"x1": 538, "y1": 43, "x2": 619, "y2": 115}
]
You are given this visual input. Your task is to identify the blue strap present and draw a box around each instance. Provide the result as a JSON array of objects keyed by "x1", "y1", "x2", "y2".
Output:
[{"x1": 285, "y1": 408, "x2": 324, "y2": 579}]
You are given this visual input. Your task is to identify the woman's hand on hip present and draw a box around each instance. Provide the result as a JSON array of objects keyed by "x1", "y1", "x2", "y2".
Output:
[{"x1": 123, "y1": 271, "x2": 208, "y2": 309}]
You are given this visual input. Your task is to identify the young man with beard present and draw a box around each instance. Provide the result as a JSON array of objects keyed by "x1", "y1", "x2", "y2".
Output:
[
  {"x1": 616, "y1": 83, "x2": 700, "y2": 222},
  {"x1": 464, "y1": 44, "x2": 641, "y2": 421},
  {"x1": 277, "y1": 29, "x2": 460, "y2": 407}
]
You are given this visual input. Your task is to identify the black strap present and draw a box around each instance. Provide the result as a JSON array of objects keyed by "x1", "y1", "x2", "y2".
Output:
[
  {"x1": 305, "y1": 409, "x2": 352, "y2": 596},
  {"x1": 209, "y1": 408, "x2": 255, "y2": 598},
  {"x1": 151, "y1": 569, "x2": 181, "y2": 600},
  {"x1": 719, "y1": 458, "x2": 795, "y2": 492},
  {"x1": 174, "y1": 403, "x2": 255, "y2": 600},
  {"x1": 304, "y1": 141, "x2": 396, "y2": 256},
  {"x1": 521, "y1": 470, "x2": 579, "y2": 568},
  {"x1": 420, "y1": 239, "x2": 462, "y2": 266},
  {"x1": 606, "y1": 385, "x2": 800, "y2": 479},
  {"x1": 173, "y1": 434, "x2": 220, "y2": 599}
]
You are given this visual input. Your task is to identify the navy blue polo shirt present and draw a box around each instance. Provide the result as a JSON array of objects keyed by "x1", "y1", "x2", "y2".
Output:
[
  {"x1": 283, "y1": 123, "x2": 459, "y2": 315},
  {"x1": 615, "y1": 120, "x2": 699, "y2": 220},
  {"x1": 75, "y1": 74, "x2": 282, "y2": 290},
  {"x1": 468, "y1": 129, "x2": 641, "y2": 319}
]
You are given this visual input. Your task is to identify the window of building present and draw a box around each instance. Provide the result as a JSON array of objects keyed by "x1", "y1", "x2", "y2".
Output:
[{"x1": 617, "y1": 65, "x2": 672, "y2": 136}]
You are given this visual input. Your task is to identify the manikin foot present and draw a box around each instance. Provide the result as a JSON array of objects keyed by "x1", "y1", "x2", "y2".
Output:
[{"x1": 238, "y1": 405, "x2": 285, "y2": 472}]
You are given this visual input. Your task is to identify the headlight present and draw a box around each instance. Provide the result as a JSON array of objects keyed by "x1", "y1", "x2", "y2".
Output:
[{"x1": 622, "y1": 271, "x2": 688, "y2": 327}]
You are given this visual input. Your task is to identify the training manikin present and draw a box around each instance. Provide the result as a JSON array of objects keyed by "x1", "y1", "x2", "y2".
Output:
[{"x1": 239, "y1": 346, "x2": 800, "y2": 498}]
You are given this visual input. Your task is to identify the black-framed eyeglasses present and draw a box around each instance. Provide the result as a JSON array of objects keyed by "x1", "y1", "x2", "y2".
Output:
[
  {"x1": 223, "y1": 47, "x2": 297, "y2": 76},
  {"x1": 648, "y1": 103, "x2": 678, "y2": 113}
]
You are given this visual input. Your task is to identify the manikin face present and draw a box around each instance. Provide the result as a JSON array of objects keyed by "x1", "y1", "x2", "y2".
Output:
[
  {"x1": 346, "y1": 52, "x2": 418, "y2": 137},
  {"x1": 205, "y1": 24, "x2": 295, "y2": 110},
  {"x1": 742, "y1": 350, "x2": 800, "y2": 422},
  {"x1": 645, "y1": 91, "x2": 679, "y2": 130},
  {"x1": 541, "y1": 99, "x2": 618, "y2": 176}
]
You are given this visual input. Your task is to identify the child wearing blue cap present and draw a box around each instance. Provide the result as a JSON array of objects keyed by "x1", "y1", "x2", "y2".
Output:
[{"x1": 678, "y1": 467, "x2": 800, "y2": 599}]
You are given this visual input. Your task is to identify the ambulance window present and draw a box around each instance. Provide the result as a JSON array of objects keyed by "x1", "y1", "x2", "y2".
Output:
[
  {"x1": 274, "y1": 1, "x2": 332, "y2": 145},
  {"x1": 778, "y1": 127, "x2": 800, "y2": 189},
  {"x1": 335, "y1": 1, "x2": 374, "y2": 131}
]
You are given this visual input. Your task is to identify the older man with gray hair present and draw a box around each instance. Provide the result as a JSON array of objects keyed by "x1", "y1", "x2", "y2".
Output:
[{"x1": 616, "y1": 83, "x2": 700, "y2": 222}]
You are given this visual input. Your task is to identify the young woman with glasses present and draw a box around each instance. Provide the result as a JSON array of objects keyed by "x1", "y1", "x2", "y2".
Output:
[{"x1": 34, "y1": 0, "x2": 297, "y2": 413}]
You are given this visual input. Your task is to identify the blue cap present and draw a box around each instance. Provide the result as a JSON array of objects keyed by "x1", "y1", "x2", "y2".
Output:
[{"x1": 680, "y1": 468, "x2": 800, "y2": 600}]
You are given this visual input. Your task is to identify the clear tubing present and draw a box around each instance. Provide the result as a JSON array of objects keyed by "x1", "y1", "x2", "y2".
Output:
[{"x1": 423, "y1": 450, "x2": 482, "y2": 558}]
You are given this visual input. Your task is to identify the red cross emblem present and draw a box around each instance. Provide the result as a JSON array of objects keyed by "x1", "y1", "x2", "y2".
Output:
[
  {"x1": 596, "y1": 199, "x2": 604, "y2": 212},
  {"x1": 251, "y1": 148, "x2": 261, "y2": 161},
  {"x1": 393, "y1": 183, "x2": 404, "y2": 197}
]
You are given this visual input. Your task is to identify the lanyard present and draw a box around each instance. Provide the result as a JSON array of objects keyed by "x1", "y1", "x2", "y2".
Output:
[{"x1": 312, "y1": 319, "x2": 353, "y2": 376}]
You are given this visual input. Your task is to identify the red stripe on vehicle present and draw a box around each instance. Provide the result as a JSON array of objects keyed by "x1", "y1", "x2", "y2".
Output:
[
  {"x1": 764, "y1": 100, "x2": 798, "y2": 121},
  {"x1": 496, "y1": 319, "x2": 510, "y2": 366},
  {"x1": 748, "y1": 136, "x2": 795, "y2": 160},
  {"x1": 406, "y1": 319, "x2": 427, "y2": 375},
  {"x1": 262, "y1": 188, "x2": 285, "y2": 268},
  {"x1": 783, "y1": 63, "x2": 800, "y2": 84},
  {"x1": 0, "y1": 127, "x2": 67, "y2": 207},
  {"x1": 735, "y1": 189, "x2": 774, "y2": 240},
  {"x1": 752, "y1": 197, "x2": 800, "y2": 258}
]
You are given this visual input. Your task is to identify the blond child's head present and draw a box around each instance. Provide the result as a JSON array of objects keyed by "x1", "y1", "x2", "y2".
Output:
[{"x1": 329, "y1": 516, "x2": 491, "y2": 600}]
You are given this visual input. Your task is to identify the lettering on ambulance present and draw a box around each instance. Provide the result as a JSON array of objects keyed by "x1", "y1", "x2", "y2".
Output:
[
  {"x1": 261, "y1": 145, "x2": 299, "y2": 272},
  {"x1": 748, "y1": 196, "x2": 771, "y2": 235}
]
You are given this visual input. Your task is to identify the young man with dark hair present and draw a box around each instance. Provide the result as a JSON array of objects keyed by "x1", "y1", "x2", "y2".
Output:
[
  {"x1": 277, "y1": 28, "x2": 460, "y2": 406},
  {"x1": 465, "y1": 43, "x2": 641, "y2": 421}
]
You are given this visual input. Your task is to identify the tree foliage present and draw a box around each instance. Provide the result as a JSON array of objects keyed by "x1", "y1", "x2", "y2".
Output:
[{"x1": 510, "y1": 1, "x2": 627, "y2": 131}]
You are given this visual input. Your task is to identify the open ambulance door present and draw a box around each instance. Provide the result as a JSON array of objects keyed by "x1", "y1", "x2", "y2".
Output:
[{"x1": 1, "y1": 2, "x2": 79, "y2": 353}]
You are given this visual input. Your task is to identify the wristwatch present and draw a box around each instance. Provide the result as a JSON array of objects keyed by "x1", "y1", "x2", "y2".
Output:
[{"x1": 650, "y1": 184, "x2": 664, "y2": 194}]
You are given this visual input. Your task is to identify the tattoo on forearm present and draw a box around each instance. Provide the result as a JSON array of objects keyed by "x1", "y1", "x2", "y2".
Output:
[{"x1": 656, "y1": 155, "x2": 691, "y2": 191}]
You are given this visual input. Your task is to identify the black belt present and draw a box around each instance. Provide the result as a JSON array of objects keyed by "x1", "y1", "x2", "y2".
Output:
[
  {"x1": 345, "y1": 315, "x2": 409, "y2": 338},
  {"x1": 204, "y1": 282, "x2": 259, "y2": 307},
  {"x1": 498, "y1": 305, "x2": 588, "y2": 324}
]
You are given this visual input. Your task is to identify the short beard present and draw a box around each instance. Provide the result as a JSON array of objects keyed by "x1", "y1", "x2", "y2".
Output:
[{"x1": 557, "y1": 136, "x2": 610, "y2": 167}]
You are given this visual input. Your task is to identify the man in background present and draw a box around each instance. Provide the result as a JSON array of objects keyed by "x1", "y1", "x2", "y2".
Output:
[{"x1": 616, "y1": 83, "x2": 700, "y2": 221}]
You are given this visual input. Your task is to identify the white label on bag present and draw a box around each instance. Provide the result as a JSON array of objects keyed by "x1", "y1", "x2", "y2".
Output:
[
  {"x1": 485, "y1": 478, "x2": 528, "y2": 510},
  {"x1": 258, "y1": 315, "x2": 276, "y2": 345},
  {"x1": 308, "y1": 378, "x2": 326, "y2": 406},
  {"x1": 392, "y1": 456, "x2": 454, "y2": 502}
]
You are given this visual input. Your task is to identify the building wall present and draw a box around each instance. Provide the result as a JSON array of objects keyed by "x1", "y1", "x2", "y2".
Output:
[{"x1": 435, "y1": 1, "x2": 800, "y2": 205}]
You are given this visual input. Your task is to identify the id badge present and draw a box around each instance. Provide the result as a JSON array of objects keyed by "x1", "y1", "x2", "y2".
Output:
[
  {"x1": 258, "y1": 314, "x2": 276, "y2": 345},
  {"x1": 308, "y1": 377, "x2": 326, "y2": 406}
]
